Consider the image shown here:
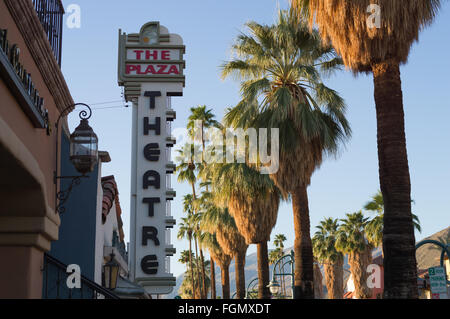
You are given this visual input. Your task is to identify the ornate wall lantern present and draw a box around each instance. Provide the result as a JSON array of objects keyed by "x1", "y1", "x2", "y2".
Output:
[
  {"x1": 69, "y1": 119, "x2": 98, "y2": 174},
  {"x1": 54, "y1": 103, "x2": 98, "y2": 214}
]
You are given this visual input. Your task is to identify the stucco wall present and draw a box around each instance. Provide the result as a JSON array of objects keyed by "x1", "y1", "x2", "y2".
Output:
[{"x1": 0, "y1": 0, "x2": 64, "y2": 213}]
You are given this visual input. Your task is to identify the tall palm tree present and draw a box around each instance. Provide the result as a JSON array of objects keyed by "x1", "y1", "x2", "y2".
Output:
[
  {"x1": 201, "y1": 231, "x2": 233, "y2": 299},
  {"x1": 211, "y1": 163, "x2": 281, "y2": 299},
  {"x1": 313, "y1": 261, "x2": 324, "y2": 299},
  {"x1": 178, "y1": 258, "x2": 196, "y2": 299},
  {"x1": 312, "y1": 218, "x2": 344, "y2": 299},
  {"x1": 177, "y1": 214, "x2": 197, "y2": 299},
  {"x1": 364, "y1": 191, "x2": 422, "y2": 250},
  {"x1": 187, "y1": 105, "x2": 221, "y2": 157},
  {"x1": 187, "y1": 106, "x2": 222, "y2": 299},
  {"x1": 293, "y1": 0, "x2": 443, "y2": 298},
  {"x1": 176, "y1": 144, "x2": 199, "y2": 199},
  {"x1": 178, "y1": 250, "x2": 191, "y2": 266},
  {"x1": 210, "y1": 256, "x2": 217, "y2": 299},
  {"x1": 177, "y1": 145, "x2": 208, "y2": 298},
  {"x1": 269, "y1": 249, "x2": 282, "y2": 265},
  {"x1": 221, "y1": 9, "x2": 350, "y2": 298},
  {"x1": 274, "y1": 234, "x2": 287, "y2": 251},
  {"x1": 179, "y1": 256, "x2": 211, "y2": 299},
  {"x1": 272, "y1": 234, "x2": 288, "y2": 296},
  {"x1": 191, "y1": 211, "x2": 207, "y2": 299},
  {"x1": 199, "y1": 232, "x2": 218, "y2": 299},
  {"x1": 201, "y1": 199, "x2": 249, "y2": 299},
  {"x1": 336, "y1": 211, "x2": 373, "y2": 299}
]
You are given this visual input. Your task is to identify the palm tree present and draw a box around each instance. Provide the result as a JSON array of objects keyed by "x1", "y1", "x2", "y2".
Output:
[
  {"x1": 177, "y1": 208, "x2": 197, "y2": 299},
  {"x1": 364, "y1": 191, "x2": 422, "y2": 250},
  {"x1": 274, "y1": 234, "x2": 287, "y2": 251},
  {"x1": 222, "y1": 9, "x2": 350, "y2": 298},
  {"x1": 187, "y1": 105, "x2": 221, "y2": 157},
  {"x1": 191, "y1": 211, "x2": 208, "y2": 299},
  {"x1": 201, "y1": 198, "x2": 249, "y2": 299},
  {"x1": 201, "y1": 231, "x2": 233, "y2": 299},
  {"x1": 211, "y1": 163, "x2": 281, "y2": 299},
  {"x1": 269, "y1": 249, "x2": 282, "y2": 265},
  {"x1": 293, "y1": 0, "x2": 443, "y2": 298},
  {"x1": 271, "y1": 234, "x2": 288, "y2": 296},
  {"x1": 179, "y1": 256, "x2": 211, "y2": 299},
  {"x1": 313, "y1": 261, "x2": 324, "y2": 299},
  {"x1": 178, "y1": 250, "x2": 191, "y2": 266},
  {"x1": 312, "y1": 218, "x2": 344, "y2": 299},
  {"x1": 336, "y1": 211, "x2": 373, "y2": 299},
  {"x1": 177, "y1": 145, "x2": 208, "y2": 298},
  {"x1": 176, "y1": 144, "x2": 199, "y2": 199},
  {"x1": 179, "y1": 263, "x2": 196, "y2": 299}
]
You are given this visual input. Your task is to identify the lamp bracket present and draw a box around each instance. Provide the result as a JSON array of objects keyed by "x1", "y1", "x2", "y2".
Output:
[
  {"x1": 54, "y1": 102, "x2": 93, "y2": 215},
  {"x1": 55, "y1": 174, "x2": 88, "y2": 214}
]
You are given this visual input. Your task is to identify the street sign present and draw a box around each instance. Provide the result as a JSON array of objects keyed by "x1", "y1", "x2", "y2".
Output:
[{"x1": 428, "y1": 266, "x2": 448, "y2": 299}]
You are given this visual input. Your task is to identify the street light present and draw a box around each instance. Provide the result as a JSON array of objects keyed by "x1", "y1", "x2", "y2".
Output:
[
  {"x1": 267, "y1": 280, "x2": 281, "y2": 295},
  {"x1": 54, "y1": 103, "x2": 98, "y2": 214},
  {"x1": 270, "y1": 250, "x2": 296, "y2": 299},
  {"x1": 103, "y1": 253, "x2": 120, "y2": 290}
]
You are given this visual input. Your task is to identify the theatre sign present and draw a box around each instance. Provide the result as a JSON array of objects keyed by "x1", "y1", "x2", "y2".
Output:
[{"x1": 118, "y1": 22, "x2": 185, "y2": 295}]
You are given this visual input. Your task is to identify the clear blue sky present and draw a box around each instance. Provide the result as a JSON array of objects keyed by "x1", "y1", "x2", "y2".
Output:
[{"x1": 60, "y1": 0, "x2": 450, "y2": 277}]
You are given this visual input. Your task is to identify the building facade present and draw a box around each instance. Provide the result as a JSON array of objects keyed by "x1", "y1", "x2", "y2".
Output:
[
  {"x1": 0, "y1": 0, "x2": 72, "y2": 298},
  {"x1": 44, "y1": 149, "x2": 135, "y2": 299}
]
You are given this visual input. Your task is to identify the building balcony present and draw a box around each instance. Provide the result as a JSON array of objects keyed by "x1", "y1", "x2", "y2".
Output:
[{"x1": 32, "y1": 0, "x2": 64, "y2": 66}]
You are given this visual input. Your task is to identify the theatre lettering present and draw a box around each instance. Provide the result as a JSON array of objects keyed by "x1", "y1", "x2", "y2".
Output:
[{"x1": 125, "y1": 64, "x2": 180, "y2": 75}]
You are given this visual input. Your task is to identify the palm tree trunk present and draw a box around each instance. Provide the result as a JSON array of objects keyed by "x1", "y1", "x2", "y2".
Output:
[
  {"x1": 349, "y1": 251, "x2": 372, "y2": 299},
  {"x1": 291, "y1": 184, "x2": 314, "y2": 299},
  {"x1": 221, "y1": 264, "x2": 230, "y2": 299},
  {"x1": 257, "y1": 242, "x2": 271, "y2": 299},
  {"x1": 210, "y1": 257, "x2": 216, "y2": 299},
  {"x1": 324, "y1": 258, "x2": 344, "y2": 299},
  {"x1": 193, "y1": 236, "x2": 201, "y2": 299},
  {"x1": 235, "y1": 250, "x2": 246, "y2": 299},
  {"x1": 191, "y1": 182, "x2": 197, "y2": 200},
  {"x1": 188, "y1": 237, "x2": 196, "y2": 299},
  {"x1": 199, "y1": 247, "x2": 207, "y2": 299},
  {"x1": 313, "y1": 263, "x2": 323, "y2": 299},
  {"x1": 372, "y1": 61, "x2": 418, "y2": 299}
]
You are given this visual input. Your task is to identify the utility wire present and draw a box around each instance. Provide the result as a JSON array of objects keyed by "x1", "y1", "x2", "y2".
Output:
[
  {"x1": 91, "y1": 105, "x2": 129, "y2": 110},
  {"x1": 90, "y1": 100, "x2": 124, "y2": 106}
]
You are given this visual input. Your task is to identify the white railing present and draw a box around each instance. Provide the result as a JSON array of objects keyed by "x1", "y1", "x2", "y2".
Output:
[
  {"x1": 166, "y1": 120, "x2": 172, "y2": 136},
  {"x1": 166, "y1": 174, "x2": 171, "y2": 189},
  {"x1": 166, "y1": 200, "x2": 171, "y2": 217},
  {"x1": 165, "y1": 229, "x2": 171, "y2": 245},
  {"x1": 165, "y1": 257, "x2": 171, "y2": 273}
]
